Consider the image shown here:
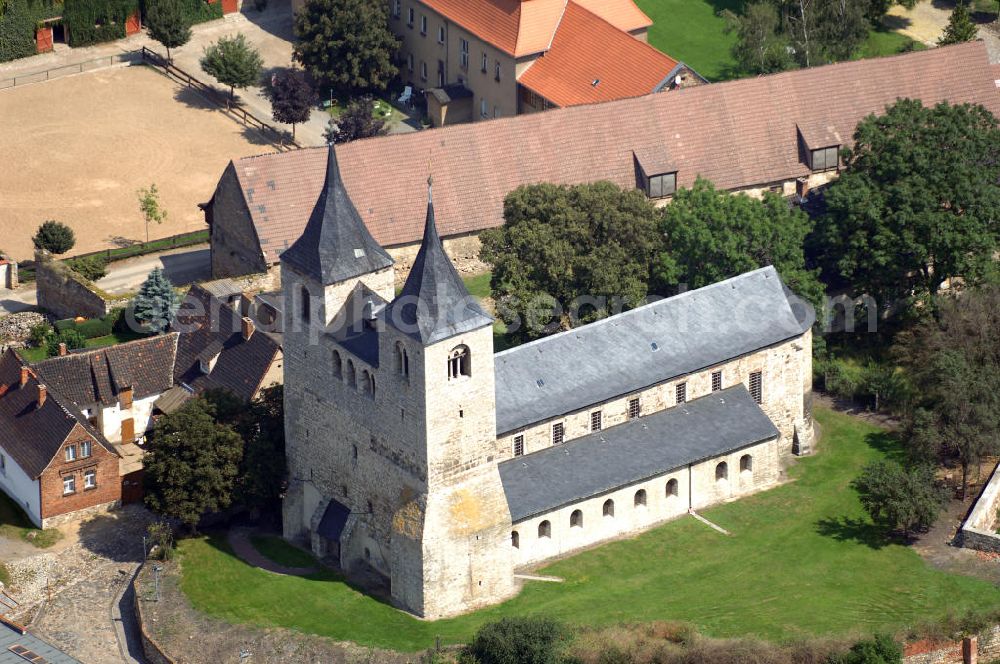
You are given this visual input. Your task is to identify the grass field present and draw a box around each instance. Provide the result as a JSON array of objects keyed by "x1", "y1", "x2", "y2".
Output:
[
  {"x1": 0, "y1": 491, "x2": 61, "y2": 548},
  {"x1": 18, "y1": 331, "x2": 151, "y2": 363},
  {"x1": 635, "y1": 0, "x2": 923, "y2": 81},
  {"x1": 177, "y1": 408, "x2": 1000, "y2": 651},
  {"x1": 250, "y1": 535, "x2": 317, "y2": 569}
]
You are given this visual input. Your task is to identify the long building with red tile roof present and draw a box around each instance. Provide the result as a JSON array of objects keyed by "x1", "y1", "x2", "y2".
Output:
[{"x1": 204, "y1": 42, "x2": 1000, "y2": 283}]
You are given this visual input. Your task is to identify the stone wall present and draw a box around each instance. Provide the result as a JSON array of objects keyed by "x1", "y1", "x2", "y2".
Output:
[
  {"x1": 34, "y1": 252, "x2": 128, "y2": 320},
  {"x1": 903, "y1": 626, "x2": 1000, "y2": 664},
  {"x1": 958, "y1": 462, "x2": 1000, "y2": 553},
  {"x1": 133, "y1": 564, "x2": 176, "y2": 664}
]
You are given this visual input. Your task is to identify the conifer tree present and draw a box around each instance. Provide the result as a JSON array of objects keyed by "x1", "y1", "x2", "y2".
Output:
[
  {"x1": 938, "y1": 1, "x2": 978, "y2": 45},
  {"x1": 133, "y1": 267, "x2": 178, "y2": 333}
]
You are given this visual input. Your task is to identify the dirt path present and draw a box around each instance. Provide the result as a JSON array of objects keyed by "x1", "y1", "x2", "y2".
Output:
[{"x1": 226, "y1": 529, "x2": 318, "y2": 576}]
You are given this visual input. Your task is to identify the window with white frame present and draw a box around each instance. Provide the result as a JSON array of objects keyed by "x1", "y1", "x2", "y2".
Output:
[
  {"x1": 459, "y1": 39, "x2": 469, "y2": 68},
  {"x1": 65, "y1": 444, "x2": 77, "y2": 462},
  {"x1": 480, "y1": 97, "x2": 487, "y2": 117},
  {"x1": 392, "y1": 0, "x2": 400, "y2": 17},
  {"x1": 81, "y1": 440, "x2": 92, "y2": 458},
  {"x1": 407, "y1": 53, "x2": 414, "y2": 72},
  {"x1": 437, "y1": 25, "x2": 445, "y2": 43},
  {"x1": 63, "y1": 474, "x2": 76, "y2": 494},
  {"x1": 481, "y1": 52, "x2": 488, "y2": 72},
  {"x1": 420, "y1": 61, "x2": 427, "y2": 80},
  {"x1": 84, "y1": 469, "x2": 96, "y2": 489},
  {"x1": 407, "y1": 6, "x2": 414, "y2": 25},
  {"x1": 420, "y1": 15, "x2": 427, "y2": 34},
  {"x1": 494, "y1": 61, "x2": 501, "y2": 81},
  {"x1": 513, "y1": 434, "x2": 524, "y2": 457}
]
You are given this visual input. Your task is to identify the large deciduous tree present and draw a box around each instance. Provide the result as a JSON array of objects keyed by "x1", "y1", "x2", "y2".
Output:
[
  {"x1": 264, "y1": 70, "x2": 316, "y2": 141},
  {"x1": 812, "y1": 99, "x2": 1000, "y2": 305},
  {"x1": 479, "y1": 182, "x2": 661, "y2": 343},
  {"x1": 293, "y1": 0, "x2": 398, "y2": 93},
  {"x1": 145, "y1": 0, "x2": 192, "y2": 63},
  {"x1": 143, "y1": 398, "x2": 244, "y2": 531},
  {"x1": 895, "y1": 287, "x2": 1000, "y2": 498},
  {"x1": 852, "y1": 460, "x2": 946, "y2": 538},
  {"x1": 655, "y1": 178, "x2": 824, "y2": 311},
  {"x1": 723, "y1": 2, "x2": 793, "y2": 75},
  {"x1": 200, "y1": 33, "x2": 263, "y2": 101}
]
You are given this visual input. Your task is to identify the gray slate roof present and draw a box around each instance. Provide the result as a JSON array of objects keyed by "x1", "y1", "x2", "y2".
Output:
[
  {"x1": 498, "y1": 385, "x2": 778, "y2": 522},
  {"x1": 280, "y1": 145, "x2": 394, "y2": 285},
  {"x1": 384, "y1": 185, "x2": 493, "y2": 345},
  {"x1": 493, "y1": 266, "x2": 812, "y2": 435},
  {"x1": 0, "y1": 621, "x2": 80, "y2": 664}
]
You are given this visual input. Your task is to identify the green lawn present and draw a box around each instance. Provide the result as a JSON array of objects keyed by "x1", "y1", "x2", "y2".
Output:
[
  {"x1": 635, "y1": 0, "x2": 923, "y2": 81},
  {"x1": 177, "y1": 408, "x2": 1000, "y2": 651},
  {"x1": 250, "y1": 535, "x2": 317, "y2": 569},
  {"x1": 0, "y1": 490, "x2": 61, "y2": 548},
  {"x1": 18, "y1": 330, "x2": 152, "y2": 363}
]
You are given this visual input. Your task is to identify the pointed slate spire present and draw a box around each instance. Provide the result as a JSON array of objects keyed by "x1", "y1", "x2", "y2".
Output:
[
  {"x1": 280, "y1": 145, "x2": 393, "y2": 285},
  {"x1": 385, "y1": 177, "x2": 493, "y2": 345}
]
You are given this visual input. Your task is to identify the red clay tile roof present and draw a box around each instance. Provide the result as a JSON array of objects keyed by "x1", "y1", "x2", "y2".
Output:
[
  {"x1": 571, "y1": 0, "x2": 650, "y2": 32},
  {"x1": 518, "y1": 1, "x2": 678, "y2": 107},
  {"x1": 228, "y1": 42, "x2": 1000, "y2": 264}
]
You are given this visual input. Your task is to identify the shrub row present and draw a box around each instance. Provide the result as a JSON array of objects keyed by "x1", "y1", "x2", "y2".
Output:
[
  {"x1": 0, "y1": 0, "x2": 60, "y2": 63},
  {"x1": 63, "y1": 0, "x2": 138, "y2": 47},
  {"x1": 52, "y1": 308, "x2": 123, "y2": 339}
]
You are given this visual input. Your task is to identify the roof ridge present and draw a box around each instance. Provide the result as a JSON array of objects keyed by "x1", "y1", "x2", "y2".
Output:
[
  {"x1": 494, "y1": 266, "x2": 780, "y2": 359},
  {"x1": 563, "y1": 0, "x2": 677, "y2": 67}
]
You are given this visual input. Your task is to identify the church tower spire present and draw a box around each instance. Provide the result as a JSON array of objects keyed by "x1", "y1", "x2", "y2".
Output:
[
  {"x1": 385, "y1": 177, "x2": 492, "y2": 345},
  {"x1": 280, "y1": 145, "x2": 393, "y2": 285}
]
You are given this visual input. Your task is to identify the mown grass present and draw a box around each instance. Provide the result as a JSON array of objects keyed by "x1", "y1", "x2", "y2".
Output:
[
  {"x1": 177, "y1": 408, "x2": 1000, "y2": 651},
  {"x1": 18, "y1": 330, "x2": 151, "y2": 363},
  {"x1": 250, "y1": 535, "x2": 317, "y2": 569},
  {"x1": 0, "y1": 491, "x2": 61, "y2": 549}
]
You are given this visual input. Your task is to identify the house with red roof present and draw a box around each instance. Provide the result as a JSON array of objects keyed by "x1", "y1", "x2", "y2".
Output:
[{"x1": 378, "y1": 0, "x2": 703, "y2": 124}]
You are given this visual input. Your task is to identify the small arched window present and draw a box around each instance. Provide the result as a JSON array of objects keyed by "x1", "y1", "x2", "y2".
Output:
[
  {"x1": 740, "y1": 454, "x2": 753, "y2": 474},
  {"x1": 666, "y1": 478, "x2": 679, "y2": 498},
  {"x1": 345, "y1": 360, "x2": 356, "y2": 389},
  {"x1": 369, "y1": 373, "x2": 376, "y2": 399},
  {"x1": 634, "y1": 489, "x2": 647, "y2": 507},
  {"x1": 299, "y1": 284, "x2": 311, "y2": 323},
  {"x1": 602, "y1": 499, "x2": 614, "y2": 517},
  {"x1": 448, "y1": 345, "x2": 471, "y2": 380},
  {"x1": 395, "y1": 342, "x2": 409, "y2": 378},
  {"x1": 511, "y1": 531, "x2": 519, "y2": 548},
  {"x1": 716, "y1": 462, "x2": 729, "y2": 482},
  {"x1": 538, "y1": 520, "x2": 551, "y2": 538},
  {"x1": 570, "y1": 509, "x2": 583, "y2": 528},
  {"x1": 332, "y1": 350, "x2": 343, "y2": 378}
]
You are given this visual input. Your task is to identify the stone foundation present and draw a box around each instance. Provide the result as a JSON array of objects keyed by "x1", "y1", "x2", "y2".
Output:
[{"x1": 41, "y1": 499, "x2": 120, "y2": 529}]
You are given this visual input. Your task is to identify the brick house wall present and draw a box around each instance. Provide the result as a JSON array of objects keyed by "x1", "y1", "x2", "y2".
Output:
[{"x1": 39, "y1": 424, "x2": 121, "y2": 526}]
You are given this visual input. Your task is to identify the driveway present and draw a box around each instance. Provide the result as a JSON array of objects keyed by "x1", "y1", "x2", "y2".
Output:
[
  {"x1": 94, "y1": 245, "x2": 211, "y2": 295},
  {"x1": 886, "y1": 0, "x2": 1000, "y2": 60}
]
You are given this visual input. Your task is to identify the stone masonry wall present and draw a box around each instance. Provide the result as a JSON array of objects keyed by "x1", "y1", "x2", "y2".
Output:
[
  {"x1": 959, "y1": 461, "x2": 1000, "y2": 553},
  {"x1": 34, "y1": 252, "x2": 128, "y2": 320},
  {"x1": 903, "y1": 626, "x2": 1000, "y2": 664}
]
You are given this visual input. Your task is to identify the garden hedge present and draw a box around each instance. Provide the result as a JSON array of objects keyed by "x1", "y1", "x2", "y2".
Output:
[
  {"x1": 0, "y1": 0, "x2": 60, "y2": 62},
  {"x1": 63, "y1": 0, "x2": 137, "y2": 47}
]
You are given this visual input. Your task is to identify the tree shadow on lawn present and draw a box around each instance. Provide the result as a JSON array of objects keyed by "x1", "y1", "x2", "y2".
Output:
[
  {"x1": 815, "y1": 516, "x2": 894, "y2": 550},
  {"x1": 864, "y1": 430, "x2": 908, "y2": 464},
  {"x1": 201, "y1": 530, "x2": 400, "y2": 611}
]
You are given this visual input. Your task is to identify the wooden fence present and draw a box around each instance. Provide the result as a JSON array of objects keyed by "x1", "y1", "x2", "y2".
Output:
[
  {"x1": 138, "y1": 46, "x2": 299, "y2": 151},
  {"x1": 0, "y1": 51, "x2": 140, "y2": 90}
]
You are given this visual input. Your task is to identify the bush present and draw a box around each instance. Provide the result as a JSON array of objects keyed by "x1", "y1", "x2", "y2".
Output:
[
  {"x1": 0, "y1": 0, "x2": 60, "y2": 63},
  {"x1": 62, "y1": 0, "x2": 139, "y2": 47},
  {"x1": 53, "y1": 319, "x2": 76, "y2": 333},
  {"x1": 146, "y1": 520, "x2": 175, "y2": 560},
  {"x1": 46, "y1": 329, "x2": 86, "y2": 356},
  {"x1": 75, "y1": 318, "x2": 112, "y2": 339},
  {"x1": 827, "y1": 634, "x2": 901, "y2": 664},
  {"x1": 466, "y1": 617, "x2": 568, "y2": 664},
  {"x1": 32, "y1": 220, "x2": 75, "y2": 255},
  {"x1": 68, "y1": 255, "x2": 109, "y2": 281},
  {"x1": 28, "y1": 322, "x2": 53, "y2": 347},
  {"x1": 175, "y1": 0, "x2": 223, "y2": 25}
]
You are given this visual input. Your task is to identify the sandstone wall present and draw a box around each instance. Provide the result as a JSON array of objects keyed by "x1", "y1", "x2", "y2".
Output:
[
  {"x1": 34, "y1": 252, "x2": 128, "y2": 320},
  {"x1": 958, "y1": 462, "x2": 1000, "y2": 553}
]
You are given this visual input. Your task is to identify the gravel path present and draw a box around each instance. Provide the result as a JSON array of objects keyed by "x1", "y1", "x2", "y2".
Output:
[{"x1": 226, "y1": 529, "x2": 318, "y2": 576}]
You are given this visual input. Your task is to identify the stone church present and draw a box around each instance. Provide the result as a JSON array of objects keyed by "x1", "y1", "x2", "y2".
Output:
[{"x1": 282, "y1": 146, "x2": 815, "y2": 619}]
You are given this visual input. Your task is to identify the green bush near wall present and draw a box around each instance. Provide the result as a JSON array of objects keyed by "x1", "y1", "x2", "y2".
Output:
[
  {"x1": 174, "y1": 0, "x2": 221, "y2": 25},
  {"x1": 62, "y1": 0, "x2": 137, "y2": 47},
  {"x1": 0, "y1": 0, "x2": 60, "y2": 62}
]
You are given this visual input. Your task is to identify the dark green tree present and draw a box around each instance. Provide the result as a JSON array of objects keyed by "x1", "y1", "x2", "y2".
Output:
[
  {"x1": 264, "y1": 70, "x2": 316, "y2": 141},
  {"x1": 292, "y1": 0, "x2": 399, "y2": 92},
  {"x1": 895, "y1": 287, "x2": 1000, "y2": 498},
  {"x1": 828, "y1": 634, "x2": 902, "y2": 664},
  {"x1": 467, "y1": 617, "x2": 568, "y2": 664},
  {"x1": 852, "y1": 460, "x2": 946, "y2": 537},
  {"x1": 479, "y1": 182, "x2": 661, "y2": 343},
  {"x1": 723, "y1": 2, "x2": 793, "y2": 75},
  {"x1": 813, "y1": 99, "x2": 1000, "y2": 305},
  {"x1": 145, "y1": 0, "x2": 192, "y2": 63},
  {"x1": 655, "y1": 178, "x2": 824, "y2": 311},
  {"x1": 143, "y1": 398, "x2": 243, "y2": 530},
  {"x1": 67, "y1": 255, "x2": 108, "y2": 281},
  {"x1": 938, "y1": 1, "x2": 978, "y2": 45},
  {"x1": 46, "y1": 329, "x2": 85, "y2": 356},
  {"x1": 327, "y1": 95, "x2": 387, "y2": 143},
  {"x1": 200, "y1": 33, "x2": 263, "y2": 101},
  {"x1": 133, "y1": 267, "x2": 178, "y2": 333},
  {"x1": 32, "y1": 220, "x2": 75, "y2": 255},
  {"x1": 815, "y1": 0, "x2": 869, "y2": 62}
]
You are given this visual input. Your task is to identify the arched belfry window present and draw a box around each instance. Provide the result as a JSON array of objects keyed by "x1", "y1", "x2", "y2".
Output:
[
  {"x1": 332, "y1": 350, "x2": 343, "y2": 378},
  {"x1": 345, "y1": 360, "x2": 356, "y2": 389},
  {"x1": 299, "y1": 284, "x2": 311, "y2": 323},
  {"x1": 448, "y1": 345, "x2": 471, "y2": 380},
  {"x1": 396, "y1": 342, "x2": 409, "y2": 378}
]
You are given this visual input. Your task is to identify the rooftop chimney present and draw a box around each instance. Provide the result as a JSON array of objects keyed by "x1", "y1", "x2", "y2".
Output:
[
  {"x1": 58, "y1": 342, "x2": 67, "y2": 357},
  {"x1": 36, "y1": 384, "x2": 46, "y2": 408},
  {"x1": 19, "y1": 366, "x2": 29, "y2": 387},
  {"x1": 796, "y1": 176, "x2": 810, "y2": 200},
  {"x1": 241, "y1": 316, "x2": 255, "y2": 341}
]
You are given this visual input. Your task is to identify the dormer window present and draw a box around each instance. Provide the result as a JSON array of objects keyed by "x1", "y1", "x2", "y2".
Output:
[
  {"x1": 645, "y1": 172, "x2": 676, "y2": 199},
  {"x1": 634, "y1": 149, "x2": 677, "y2": 199},
  {"x1": 810, "y1": 145, "x2": 839, "y2": 172}
]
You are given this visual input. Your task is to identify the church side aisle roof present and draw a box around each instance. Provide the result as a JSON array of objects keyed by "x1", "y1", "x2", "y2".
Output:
[
  {"x1": 493, "y1": 266, "x2": 813, "y2": 435},
  {"x1": 280, "y1": 145, "x2": 393, "y2": 285},
  {"x1": 498, "y1": 385, "x2": 778, "y2": 522}
]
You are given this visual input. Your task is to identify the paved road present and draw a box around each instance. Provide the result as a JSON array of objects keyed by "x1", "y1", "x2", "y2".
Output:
[{"x1": 94, "y1": 245, "x2": 211, "y2": 295}]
